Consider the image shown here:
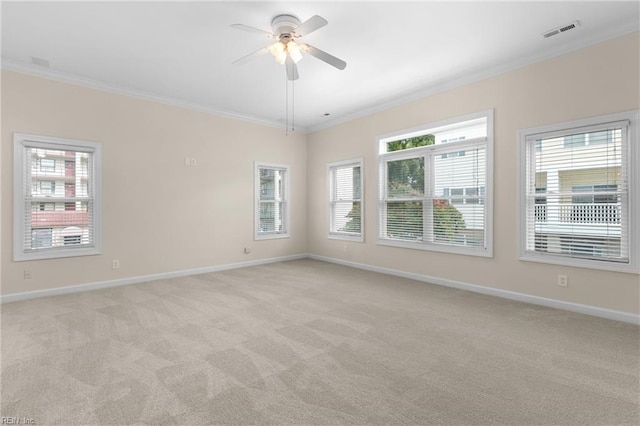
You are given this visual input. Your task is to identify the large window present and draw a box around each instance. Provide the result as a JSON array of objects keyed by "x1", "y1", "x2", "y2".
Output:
[
  {"x1": 255, "y1": 162, "x2": 290, "y2": 240},
  {"x1": 377, "y1": 111, "x2": 493, "y2": 256},
  {"x1": 519, "y1": 111, "x2": 639, "y2": 272},
  {"x1": 14, "y1": 134, "x2": 102, "y2": 261},
  {"x1": 328, "y1": 159, "x2": 363, "y2": 241}
]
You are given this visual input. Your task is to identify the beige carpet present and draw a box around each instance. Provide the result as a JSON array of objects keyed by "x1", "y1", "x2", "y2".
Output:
[{"x1": 1, "y1": 259, "x2": 638, "y2": 425}]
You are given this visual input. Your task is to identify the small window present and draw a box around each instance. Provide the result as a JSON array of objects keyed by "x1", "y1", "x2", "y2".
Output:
[
  {"x1": 14, "y1": 134, "x2": 102, "y2": 261},
  {"x1": 328, "y1": 159, "x2": 363, "y2": 241},
  {"x1": 255, "y1": 162, "x2": 290, "y2": 240},
  {"x1": 519, "y1": 111, "x2": 639, "y2": 272}
]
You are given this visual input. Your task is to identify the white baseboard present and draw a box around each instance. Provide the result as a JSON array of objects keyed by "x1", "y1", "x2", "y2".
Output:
[
  {"x1": 308, "y1": 254, "x2": 640, "y2": 325},
  {"x1": 3, "y1": 253, "x2": 637, "y2": 325},
  {"x1": 0, "y1": 254, "x2": 307, "y2": 304}
]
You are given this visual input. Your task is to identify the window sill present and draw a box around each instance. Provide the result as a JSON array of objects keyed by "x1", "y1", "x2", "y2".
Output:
[
  {"x1": 328, "y1": 233, "x2": 363, "y2": 243},
  {"x1": 377, "y1": 238, "x2": 493, "y2": 258},
  {"x1": 14, "y1": 246, "x2": 102, "y2": 262},
  {"x1": 255, "y1": 233, "x2": 290, "y2": 241},
  {"x1": 520, "y1": 252, "x2": 638, "y2": 274}
]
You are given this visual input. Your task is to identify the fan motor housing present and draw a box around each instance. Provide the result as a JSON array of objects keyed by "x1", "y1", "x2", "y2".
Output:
[{"x1": 271, "y1": 14, "x2": 300, "y2": 36}]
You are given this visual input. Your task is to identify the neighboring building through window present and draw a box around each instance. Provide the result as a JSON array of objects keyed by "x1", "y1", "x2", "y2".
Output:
[
  {"x1": 255, "y1": 162, "x2": 290, "y2": 240},
  {"x1": 328, "y1": 158, "x2": 363, "y2": 241},
  {"x1": 519, "y1": 110, "x2": 639, "y2": 272},
  {"x1": 14, "y1": 133, "x2": 102, "y2": 261},
  {"x1": 39, "y1": 158, "x2": 55, "y2": 172},
  {"x1": 377, "y1": 111, "x2": 493, "y2": 256}
]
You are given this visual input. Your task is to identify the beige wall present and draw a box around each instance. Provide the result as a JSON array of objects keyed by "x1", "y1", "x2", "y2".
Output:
[
  {"x1": 2, "y1": 33, "x2": 638, "y2": 316},
  {"x1": 307, "y1": 32, "x2": 640, "y2": 315},
  {"x1": 1, "y1": 71, "x2": 307, "y2": 295}
]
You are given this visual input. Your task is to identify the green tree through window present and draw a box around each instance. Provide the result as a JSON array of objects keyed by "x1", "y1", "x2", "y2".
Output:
[{"x1": 387, "y1": 134, "x2": 435, "y2": 152}]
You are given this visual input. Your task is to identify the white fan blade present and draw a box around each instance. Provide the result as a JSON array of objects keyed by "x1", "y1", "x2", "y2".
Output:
[
  {"x1": 285, "y1": 55, "x2": 299, "y2": 81},
  {"x1": 232, "y1": 45, "x2": 269, "y2": 65},
  {"x1": 301, "y1": 43, "x2": 346, "y2": 70},
  {"x1": 292, "y1": 15, "x2": 327, "y2": 38},
  {"x1": 231, "y1": 23, "x2": 276, "y2": 39}
]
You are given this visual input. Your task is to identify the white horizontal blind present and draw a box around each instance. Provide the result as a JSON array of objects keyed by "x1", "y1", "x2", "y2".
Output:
[
  {"x1": 378, "y1": 113, "x2": 491, "y2": 254},
  {"x1": 329, "y1": 162, "x2": 362, "y2": 236},
  {"x1": 432, "y1": 146, "x2": 486, "y2": 247},
  {"x1": 22, "y1": 144, "x2": 96, "y2": 254},
  {"x1": 525, "y1": 121, "x2": 628, "y2": 263},
  {"x1": 256, "y1": 165, "x2": 288, "y2": 236},
  {"x1": 381, "y1": 147, "x2": 486, "y2": 248},
  {"x1": 384, "y1": 156, "x2": 425, "y2": 240}
]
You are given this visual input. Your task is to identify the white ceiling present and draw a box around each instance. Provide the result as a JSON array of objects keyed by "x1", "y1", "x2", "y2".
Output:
[{"x1": 2, "y1": 1, "x2": 639, "y2": 132}]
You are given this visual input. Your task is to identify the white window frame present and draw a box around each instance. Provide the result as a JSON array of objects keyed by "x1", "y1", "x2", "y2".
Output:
[
  {"x1": 517, "y1": 110, "x2": 640, "y2": 273},
  {"x1": 13, "y1": 133, "x2": 102, "y2": 261},
  {"x1": 376, "y1": 110, "x2": 494, "y2": 257},
  {"x1": 254, "y1": 161, "x2": 290, "y2": 240},
  {"x1": 327, "y1": 158, "x2": 364, "y2": 242}
]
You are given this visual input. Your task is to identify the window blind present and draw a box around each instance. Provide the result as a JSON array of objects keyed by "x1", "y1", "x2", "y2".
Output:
[
  {"x1": 256, "y1": 164, "x2": 288, "y2": 236},
  {"x1": 432, "y1": 146, "x2": 486, "y2": 247},
  {"x1": 381, "y1": 147, "x2": 486, "y2": 247},
  {"x1": 22, "y1": 144, "x2": 96, "y2": 254},
  {"x1": 384, "y1": 157, "x2": 425, "y2": 241},
  {"x1": 524, "y1": 121, "x2": 628, "y2": 263},
  {"x1": 329, "y1": 162, "x2": 362, "y2": 236}
]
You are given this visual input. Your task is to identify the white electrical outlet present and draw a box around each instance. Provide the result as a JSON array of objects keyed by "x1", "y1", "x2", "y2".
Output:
[
  {"x1": 557, "y1": 274, "x2": 568, "y2": 287},
  {"x1": 24, "y1": 270, "x2": 32, "y2": 279},
  {"x1": 244, "y1": 247, "x2": 251, "y2": 254},
  {"x1": 112, "y1": 260, "x2": 120, "y2": 269}
]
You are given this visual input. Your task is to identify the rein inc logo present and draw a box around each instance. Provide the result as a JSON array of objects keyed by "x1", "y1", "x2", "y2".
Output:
[{"x1": 0, "y1": 418, "x2": 35, "y2": 425}]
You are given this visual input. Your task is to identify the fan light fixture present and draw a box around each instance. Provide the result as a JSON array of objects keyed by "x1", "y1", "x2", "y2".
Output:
[
  {"x1": 287, "y1": 40, "x2": 303, "y2": 63},
  {"x1": 268, "y1": 37, "x2": 303, "y2": 64}
]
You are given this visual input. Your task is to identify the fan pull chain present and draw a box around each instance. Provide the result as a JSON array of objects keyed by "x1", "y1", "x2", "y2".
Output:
[
  {"x1": 284, "y1": 69, "x2": 296, "y2": 135},
  {"x1": 285, "y1": 69, "x2": 289, "y2": 136},
  {"x1": 291, "y1": 79, "x2": 295, "y2": 132}
]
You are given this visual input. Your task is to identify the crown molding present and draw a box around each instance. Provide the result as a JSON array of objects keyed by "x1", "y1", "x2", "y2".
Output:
[
  {"x1": 0, "y1": 58, "x2": 304, "y2": 132},
  {"x1": 307, "y1": 25, "x2": 640, "y2": 133}
]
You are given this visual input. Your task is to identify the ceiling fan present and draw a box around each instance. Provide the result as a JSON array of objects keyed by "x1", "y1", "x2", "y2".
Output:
[{"x1": 231, "y1": 14, "x2": 347, "y2": 81}]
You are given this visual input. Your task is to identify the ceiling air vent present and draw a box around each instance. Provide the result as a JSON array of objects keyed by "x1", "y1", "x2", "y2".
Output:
[{"x1": 542, "y1": 20, "x2": 580, "y2": 39}]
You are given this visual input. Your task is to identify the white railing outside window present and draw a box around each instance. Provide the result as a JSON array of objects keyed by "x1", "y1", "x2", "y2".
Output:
[{"x1": 518, "y1": 111, "x2": 639, "y2": 273}]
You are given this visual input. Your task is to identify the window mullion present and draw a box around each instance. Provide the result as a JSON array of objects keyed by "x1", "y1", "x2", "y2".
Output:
[{"x1": 424, "y1": 154, "x2": 434, "y2": 243}]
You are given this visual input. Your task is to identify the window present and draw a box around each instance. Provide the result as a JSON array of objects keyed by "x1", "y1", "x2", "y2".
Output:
[
  {"x1": 519, "y1": 111, "x2": 639, "y2": 272},
  {"x1": 39, "y1": 180, "x2": 55, "y2": 195},
  {"x1": 255, "y1": 162, "x2": 290, "y2": 240},
  {"x1": 39, "y1": 158, "x2": 55, "y2": 172},
  {"x1": 31, "y1": 228, "x2": 52, "y2": 249},
  {"x1": 328, "y1": 159, "x2": 363, "y2": 241},
  {"x1": 14, "y1": 134, "x2": 102, "y2": 261},
  {"x1": 63, "y1": 235, "x2": 82, "y2": 245},
  {"x1": 563, "y1": 130, "x2": 610, "y2": 148},
  {"x1": 377, "y1": 111, "x2": 493, "y2": 256}
]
